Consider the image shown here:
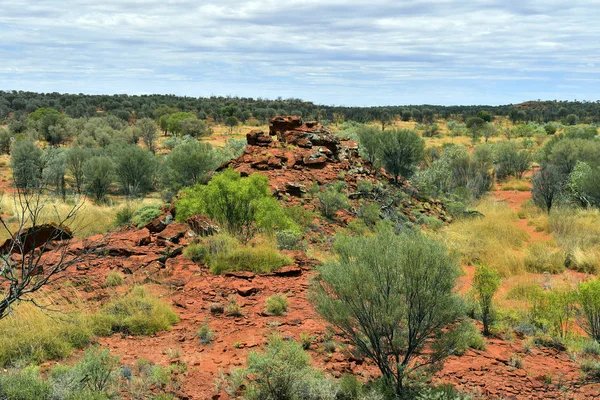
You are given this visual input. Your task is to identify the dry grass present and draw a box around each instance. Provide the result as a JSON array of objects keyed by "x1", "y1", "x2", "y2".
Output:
[
  {"x1": 443, "y1": 199, "x2": 529, "y2": 276},
  {"x1": 0, "y1": 195, "x2": 161, "y2": 241},
  {"x1": 500, "y1": 178, "x2": 531, "y2": 192}
]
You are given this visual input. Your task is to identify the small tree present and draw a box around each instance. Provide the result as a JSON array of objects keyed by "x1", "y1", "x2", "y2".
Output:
[
  {"x1": 355, "y1": 125, "x2": 381, "y2": 164},
  {"x1": 578, "y1": 278, "x2": 600, "y2": 342},
  {"x1": 112, "y1": 145, "x2": 157, "y2": 196},
  {"x1": 311, "y1": 226, "x2": 464, "y2": 395},
  {"x1": 225, "y1": 116, "x2": 238, "y2": 134},
  {"x1": 175, "y1": 169, "x2": 297, "y2": 242},
  {"x1": 83, "y1": 156, "x2": 114, "y2": 202},
  {"x1": 532, "y1": 165, "x2": 563, "y2": 214},
  {"x1": 66, "y1": 147, "x2": 88, "y2": 193},
  {"x1": 378, "y1": 129, "x2": 425, "y2": 183},
  {"x1": 134, "y1": 117, "x2": 158, "y2": 153},
  {"x1": 161, "y1": 140, "x2": 220, "y2": 192},
  {"x1": 472, "y1": 265, "x2": 501, "y2": 336},
  {"x1": 10, "y1": 139, "x2": 43, "y2": 190},
  {"x1": 180, "y1": 118, "x2": 212, "y2": 138},
  {"x1": 466, "y1": 117, "x2": 485, "y2": 143}
]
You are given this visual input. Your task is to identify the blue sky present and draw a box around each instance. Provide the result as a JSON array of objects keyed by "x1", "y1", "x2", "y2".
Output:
[{"x1": 1, "y1": 0, "x2": 600, "y2": 106}]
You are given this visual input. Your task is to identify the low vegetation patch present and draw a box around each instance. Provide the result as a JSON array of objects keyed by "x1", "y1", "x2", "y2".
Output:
[
  {"x1": 444, "y1": 200, "x2": 528, "y2": 276},
  {"x1": 185, "y1": 234, "x2": 292, "y2": 274},
  {"x1": 105, "y1": 270, "x2": 125, "y2": 287},
  {"x1": 265, "y1": 294, "x2": 289, "y2": 316},
  {"x1": 94, "y1": 286, "x2": 179, "y2": 335}
]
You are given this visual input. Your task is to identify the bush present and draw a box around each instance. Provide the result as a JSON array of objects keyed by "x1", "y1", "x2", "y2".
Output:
[
  {"x1": 203, "y1": 236, "x2": 293, "y2": 275},
  {"x1": 83, "y1": 156, "x2": 114, "y2": 203},
  {"x1": 105, "y1": 271, "x2": 125, "y2": 287},
  {"x1": 0, "y1": 367, "x2": 52, "y2": 399},
  {"x1": 451, "y1": 320, "x2": 486, "y2": 355},
  {"x1": 176, "y1": 169, "x2": 297, "y2": 242},
  {"x1": 112, "y1": 145, "x2": 157, "y2": 196},
  {"x1": 265, "y1": 294, "x2": 289, "y2": 316},
  {"x1": 114, "y1": 206, "x2": 135, "y2": 227},
  {"x1": 318, "y1": 185, "x2": 349, "y2": 219},
  {"x1": 578, "y1": 278, "x2": 600, "y2": 342},
  {"x1": 131, "y1": 205, "x2": 161, "y2": 228},
  {"x1": 276, "y1": 229, "x2": 303, "y2": 250},
  {"x1": 0, "y1": 304, "x2": 94, "y2": 367},
  {"x1": 524, "y1": 242, "x2": 566, "y2": 273},
  {"x1": 161, "y1": 140, "x2": 220, "y2": 192},
  {"x1": 11, "y1": 138, "x2": 43, "y2": 189},
  {"x1": 378, "y1": 129, "x2": 425, "y2": 182},
  {"x1": 582, "y1": 340, "x2": 600, "y2": 356},
  {"x1": 96, "y1": 286, "x2": 179, "y2": 335},
  {"x1": 183, "y1": 243, "x2": 208, "y2": 262},
  {"x1": 227, "y1": 335, "x2": 339, "y2": 400},
  {"x1": 311, "y1": 225, "x2": 463, "y2": 396},
  {"x1": 472, "y1": 265, "x2": 501, "y2": 335},
  {"x1": 580, "y1": 358, "x2": 600, "y2": 380},
  {"x1": 74, "y1": 347, "x2": 119, "y2": 393},
  {"x1": 197, "y1": 322, "x2": 215, "y2": 345}
]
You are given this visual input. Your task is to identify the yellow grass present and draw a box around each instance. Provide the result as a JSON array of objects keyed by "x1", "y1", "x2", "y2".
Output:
[
  {"x1": 500, "y1": 178, "x2": 531, "y2": 192},
  {"x1": 443, "y1": 199, "x2": 529, "y2": 276},
  {"x1": 0, "y1": 194, "x2": 162, "y2": 241}
]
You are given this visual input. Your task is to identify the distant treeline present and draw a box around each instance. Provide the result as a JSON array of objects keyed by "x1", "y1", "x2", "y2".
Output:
[{"x1": 2, "y1": 90, "x2": 600, "y2": 124}]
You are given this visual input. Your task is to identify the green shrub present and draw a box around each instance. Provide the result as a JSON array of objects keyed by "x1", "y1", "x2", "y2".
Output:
[
  {"x1": 197, "y1": 323, "x2": 215, "y2": 345},
  {"x1": 96, "y1": 286, "x2": 179, "y2": 335},
  {"x1": 318, "y1": 185, "x2": 349, "y2": 219},
  {"x1": 358, "y1": 202, "x2": 381, "y2": 228},
  {"x1": 105, "y1": 271, "x2": 125, "y2": 287},
  {"x1": 580, "y1": 358, "x2": 600, "y2": 380},
  {"x1": 529, "y1": 289, "x2": 576, "y2": 340},
  {"x1": 578, "y1": 278, "x2": 600, "y2": 342},
  {"x1": 0, "y1": 367, "x2": 51, "y2": 400},
  {"x1": 227, "y1": 335, "x2": 338, "y2": 400},
  {"x1": 183, "y1": 243, "x2": 208, "y2": 262},
  {"x1": 275, "y1": 229, "x2": 302, "y2": 250},
  {"x1": 74, "y1": 347, "x2": 119, "y2": 393},
  {"x1": 265, "y1": 294, "x2": 289, "y2": 316},
  {"x1": 176, "y1": 169, "x2": 297, "y2": 242},
  {"x1": 582, "y1": 340, "x2": 600, "y2": 356},
  {"x1": 524, "y1": 242, "x2": 566, "y2": 273},
  {"x1": 114, "y1": 206, "x2": 135, "y2": 227},
  {"x1": 198, "y1": 234, "x2": 292, "y2": 274},
  {"x1": 0, "y1": 305, "x2": 94, "y2": 367},
  {"x1": 472, "y1": 265, "x2": 501, "y2": 336},
  {"x1": 284, "y1": 206, "x2": 316, "y2": 231},
  {"x1": 452, "y1": 320, "x2": 486, "y2": 355},
  {"x1": 506, "y1": 282, "x2": 544, "y2": 301},
  {"x1": 131, "y1": 205, "x2": 161, "y2": 228}
]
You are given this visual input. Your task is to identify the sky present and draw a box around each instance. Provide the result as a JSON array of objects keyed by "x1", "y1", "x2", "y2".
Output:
[{"x1": 1, "y1": 0, "x2": 600, "y2": 106}]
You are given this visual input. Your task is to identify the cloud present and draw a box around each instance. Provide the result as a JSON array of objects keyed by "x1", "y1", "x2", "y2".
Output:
[{"x1": 1, "y1": 0, "x2": 600, "y2": 105}]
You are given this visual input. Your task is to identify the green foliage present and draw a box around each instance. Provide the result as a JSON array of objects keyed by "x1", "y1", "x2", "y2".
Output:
[
  {"x1": 189, "y1": 233, "x2": 293, "y2": 274},
  {"x1": 83, "y1": 156, "x2": 114, "y2": 202},
  {"x1": 131, "y1": 205, "x2": 161, "y2": 228},
  {"x1": 176, "y1": 169, "x2": 297, "y2": 242},
  {"x1": 112, "y1": 145, "x2": 157, "y2": 196},
  {"x1": 493, "y1": 141, "x2": 531, "y2": 180},
  {"x1": 578, "y1": 278, "x2": 600, "y2": 342},
  {"x1": 378, "y1": 128, "x2": 425, "y2": 182},
  {"x1": 532, "y1": 165, "x2": 564, "y2": 213},
  {"x1": 74, "y1": 347, "x2": 119, "y2": 393},
  {"x1": 227, "y1": 335, "x2": 339, "y2": 400},
  {"x1": 580, "y1": 358, "x2": 600, "y2": 380},
  {"x1": 265, "y1": 294, "x2": 289, "y2": 316},
  {"x1": 164, "y1": 112, "x2": 196, "y2": 136},
  {"x1": 114, "y1": 206, "x2": 135, "y2": 227},
  {"x1": 197, "y1": 322, "x2": 215, "y2": 345},
  {"x1": 0, "y1": 306, "x2": 94, "y2": 367},
  {"x1": 358, "y1": 202, "x2": 381, "y2": 228},
  {"x1": 529, "y1": 289, "x2": 576, "y2": 340},
  {"x1": 276, "y1": 229, "x2": 303, "y2": 250},
  {"x1": 318, "y1": 184, "x2": 349, "y2": 219},
  {"x1": 161, "y1": 140, "x2": 220, "y2": 192},
  {"x1": 451, "y1": 320, "x2": 486, "y2": 355},
  {"x1": 472, "y1": 265, "x2": 501, "y2": 335},
  {"x1": 356, "y1": 125, "x2": 381, "y2": 164},
  {"x1": 105, "y1": 271, "x2": 125, "y2": 287},
  {"x1": 135, "y1": 117, "x2": 159, "y2": 153},
  {"x1": 10, "y1": 139, "x2": 43, "y2": 189},
  {"x1": 0, "y1": 127, "x2": 12, "y2": 154},
  {"x1": 0, "y1": 367, "x2": 52, "y2": 400},
  {"x1": 96, "y1": 286, "x2": 179, "y2": 335},
  {"x1": 311, "y1": 225, "x2": 463, "y2": 395}
]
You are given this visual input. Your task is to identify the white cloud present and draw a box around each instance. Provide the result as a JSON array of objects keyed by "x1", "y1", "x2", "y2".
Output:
[{"x1": 1, "y1": 0, "x2": 600, "y2": 105}]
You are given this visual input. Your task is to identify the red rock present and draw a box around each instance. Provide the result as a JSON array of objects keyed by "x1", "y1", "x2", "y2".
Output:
[
  {"x1": 246, "y1": 130, "x2": 273, "y2": 146},
  {"x1": 157, "y1": 223, "x2": 189, "y2": 243},
  {"x1": 186, "y1": 215, "x2": 219, "y2": 237},
  {"x1": 0, "y1": 223, "x2": 73, "y2": 254}
]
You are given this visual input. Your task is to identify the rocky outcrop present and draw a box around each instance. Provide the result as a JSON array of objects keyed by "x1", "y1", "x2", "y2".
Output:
[
  {"x1": 185, "y1": 214, "x2": 220, "y2": 237},
  {"x1": 0, "y1": 223, "x2": 73, "y2": 254}
]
